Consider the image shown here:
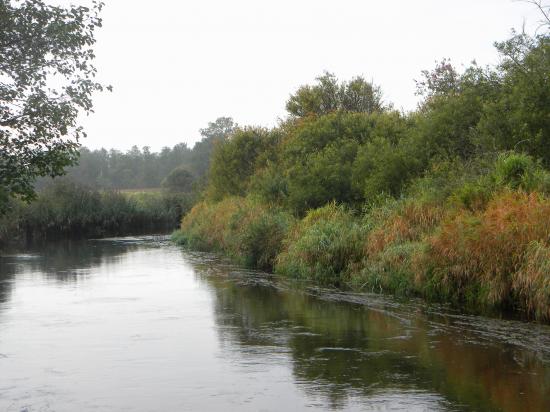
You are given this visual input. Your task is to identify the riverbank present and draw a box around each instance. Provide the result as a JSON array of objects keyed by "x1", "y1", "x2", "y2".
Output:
[
  {"x1": 173, "y1": 154, "x2": 550, "y2": 321},
  {"x1": 172, "y1": 28, "x2": 550, "y2": 322}
]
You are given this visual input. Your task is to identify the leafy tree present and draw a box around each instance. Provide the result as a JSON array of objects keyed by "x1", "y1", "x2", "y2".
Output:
[
  {"x1": 0, "y1": 0, "x2": 107, "y2": 205},
  {"x1": 413, "y1": 60, "x2": 500, "y2": 160},
  {"x1": 352, "y1": 136, "x2": 422, "y2": 201},
  {"x1": 162, "y1": 167, "x2": 195, "y2": 193},
  {"x1": 477, "y1": 31, "x2": 550, "y2": 164},
  {"x1": 341, "y1": 76, "x2": 385, "y2": 113},
  {"x1": 286, "y1": 140, "x2": 359, "y2": 214},
  {"x1": 199, "y1": 116, "x2": 236, "y2": 140},
  {"x1": 207, "y1": 127, "x2": 272, "y2": 200},
  {"x1": 190, "y1": 117, "x2": 237, "y2": 178},
  {"x1": 415, "y1": 58, "x2": 460, "y2": 100},
  {"x1": 286, "y1": 72, "x2": 384, "y2": 117},
  {"x1": 286, "y1": 72, "x2": 340, "y2": 117},
  {"x1": 282, "y1": 111, "x2": 402, "y2": 162},
  {"x1": 280, "y1": 111, "x2": 409, "y2": 213}
]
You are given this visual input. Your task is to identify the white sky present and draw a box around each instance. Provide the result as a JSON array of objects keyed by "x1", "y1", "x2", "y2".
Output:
[{"x1": 80, "y1": 0, "x2": 542, "y2": 151}]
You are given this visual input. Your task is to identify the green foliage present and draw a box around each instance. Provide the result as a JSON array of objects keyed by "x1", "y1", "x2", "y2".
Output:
[
  {"x1": 190, "y1": 117, "x2": 237, "y2": 178},
  {"x1": 352, "y1": 137, "x2": 421, "y2": 201},
  {"x1": 286, "y1": 140, "x2": 359, "y2": 214},
  {"x1": 492, "y1": 152, "x2": 546, "y2": 191},
  {"x1": 478, "y1": 33, "x2": 550, "y2": 164},
  {"x1": 249, "y1": 165, "x2": 288, "y2": 205},
  {"x1": 0, "y1": 0, "x2": 107, "y2": 202},
  {"x1": 207, "y1": 127, "x2": 274, "y2": 200},
  {"x1": 407, "y1": 156, "x2": 495, "y2": 209},
  {"x1": 0, "y1": 180, "x2": 191, "y2": 246},
  {"x1": 161, "y1": 167, "x2": 195, "y2": 193},
  {"x1": 176, "y1": 197, "x2": 294, "y2": 270},
  {"x1": 283, "y1": 111, "x2": 395, "y2": 158},
  {"x1": 275, "y1": 203, "x2": 365, "y2": 286},
  {"x1": 237, "y1": 207, "x2": 294, "y2": 270},
  {"x1": 415, "y1": 58, "x2": 460, "y2": 98},
  {"x1": 35, "y1": 117, "x2": 236, "y2": 191},
  {"x1": 278, "y1": 111, "x2": 410, "y2": 213},
  {"x1": 286, "y1": 72, "x2": 384, "y2": 117},
  {"x1": 354, "y1": 241, "x2": 424, "y2": 296}
]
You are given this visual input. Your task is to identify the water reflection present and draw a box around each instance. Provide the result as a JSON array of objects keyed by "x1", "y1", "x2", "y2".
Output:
[
  {"x1": 1, "y1": 238, "x2": 146, "y2": 278},
  {"x1": 0, "y1": 239, "x2": 549, "y2": 411},
  {"x1": 187, "y1": 255, "x2": 550, "y2": 412},
  {"x1": 0, "y1": 259, "x2": 15, "y2": 305}
]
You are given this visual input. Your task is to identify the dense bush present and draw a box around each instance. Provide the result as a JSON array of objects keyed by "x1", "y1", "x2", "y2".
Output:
[
  {"x1": 207, "y1": 127, "x2": 280, "y2": 201},
  {"x1": 275, "y1": 203, "x2": 365, "y2": 286}
]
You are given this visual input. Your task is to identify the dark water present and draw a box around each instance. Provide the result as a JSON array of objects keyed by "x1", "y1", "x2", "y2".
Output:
[{"x1": 1, "y1": 238, "x2": 549, "y2": 412}]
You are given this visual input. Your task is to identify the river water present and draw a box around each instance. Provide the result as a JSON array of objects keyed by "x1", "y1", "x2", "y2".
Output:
[{"x1": 0, "y1": 237, "x2": 549, "y2": 411}]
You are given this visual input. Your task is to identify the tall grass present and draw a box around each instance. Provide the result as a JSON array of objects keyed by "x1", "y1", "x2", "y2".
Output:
[
  {"x1": 174, "y1": 196, "x2": 294, "y2": 270},
  {"x1": 275, "y1": 203, "x2": 366, "y2": 286},
  {"x1": 0, "y1": 181, "x2": 191, "y2": 246},
  {"x1": 350, "y1": 200, "x2": 443, "y2": 295},
  {"x1": 174, "y1": 154, "x2": 550, "y2": 321},
  {"x1": 421, "y1": 191, "x2": 550, "y2": 314}
]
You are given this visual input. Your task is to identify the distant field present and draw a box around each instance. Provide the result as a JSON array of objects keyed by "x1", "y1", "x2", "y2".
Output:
[{"x1": 117, "y1": 188, "x2": 163, "y2": 194}]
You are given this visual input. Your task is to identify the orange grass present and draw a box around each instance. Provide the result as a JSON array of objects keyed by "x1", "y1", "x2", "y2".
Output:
[
  {"x1": 424, "y1": 191, "x2": 550, "y2": 317},
  {"x1": 367, "y1": 202, "x2": 443, "y2": 257}
]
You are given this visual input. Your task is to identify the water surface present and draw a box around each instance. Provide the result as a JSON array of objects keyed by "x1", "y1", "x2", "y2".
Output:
[{"x1": 1, "y1": 238, "x2": 549, "y2": 411}]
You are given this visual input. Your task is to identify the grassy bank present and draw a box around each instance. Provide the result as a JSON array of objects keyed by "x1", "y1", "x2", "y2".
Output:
[
  {"x1": 173, "y1": 153, "x2": 550, "y2": 321},
  {"x1": 174, "y1": 196, "x2": 294, "y2": 270},
  {"x1": 0, "y1": 180, "x2": 193, "y2": 246}
]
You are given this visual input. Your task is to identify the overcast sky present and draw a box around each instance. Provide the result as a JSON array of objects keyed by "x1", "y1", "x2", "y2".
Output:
[{"x1": 80, "y1": 0, "x2": 541, "y2": 151}]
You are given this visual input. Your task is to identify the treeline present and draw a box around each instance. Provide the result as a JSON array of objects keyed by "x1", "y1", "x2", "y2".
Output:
[
  {"x1": 174, "y1": 26, "x2": 550, "y2": 320},
  {"x1": 0, "y1": 117, "x2": 236, "y2": 244},
  {"x1": 0, "y1": 118, "x2": 237, "y2": 245},
  {"x1": 35, "y1": 117, "x2": 236, "y2": 191}
]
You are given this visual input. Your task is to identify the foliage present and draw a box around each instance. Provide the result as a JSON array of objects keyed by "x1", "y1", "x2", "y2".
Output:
[
  {"x1": 207, "y1": 127, "x2": 276, "y2": 200},
  {"x1": 0, "y1": 0, "x2": 107, "y2": 202},
  {"x1": 34, "y1": 117, "x2": 236, "y2": 191},
  {"x1": 286, "y1": 72, "x2": 384, "y2": 117},
  {"x1": 477, "y1": 33, "x2": 550, "y2": 164},
  {"x1": 189, "y1": 117, "x2": 237, "y2": 178},
  {"x1": 285, "y1": 140, "x2": 359, "y2": 214},
  {"x1": 161, "y1": 167, "x2": 195, "y2": 193},
  {"x1": 281, "y1": 111, "x2": 410, "y2": 214},
  {"x1": 175, "y1": 196, "x2": 294, "y2": 270},
  {"x1": 0, "y1": 180, "x2": 191, "y2": 246},
  {"x1": 352, "y1": 136, "x2": 421, "y2": 201},
  {"x1": 275, "y1": 203, "x2": 365, "y2": 286},
  {"x1": 420, "y1": 191, "x2": 550, "y2": 314}
]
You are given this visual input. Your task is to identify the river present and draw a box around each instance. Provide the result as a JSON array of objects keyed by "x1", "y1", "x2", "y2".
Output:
[{"x1": 0, "y1": 237, "x2": 549, "y2": 411}]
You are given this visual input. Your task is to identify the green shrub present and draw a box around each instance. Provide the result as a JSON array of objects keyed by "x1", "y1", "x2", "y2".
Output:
[
  {"x1": 275, "y1": 203, "x2": 365, "y2": 286},
  {"x1": 352, "y1": 241, "x2": 425, "y2": 296},
  {"x1": 492, "y1": 152, "x2": 549, "y2": 192}
]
